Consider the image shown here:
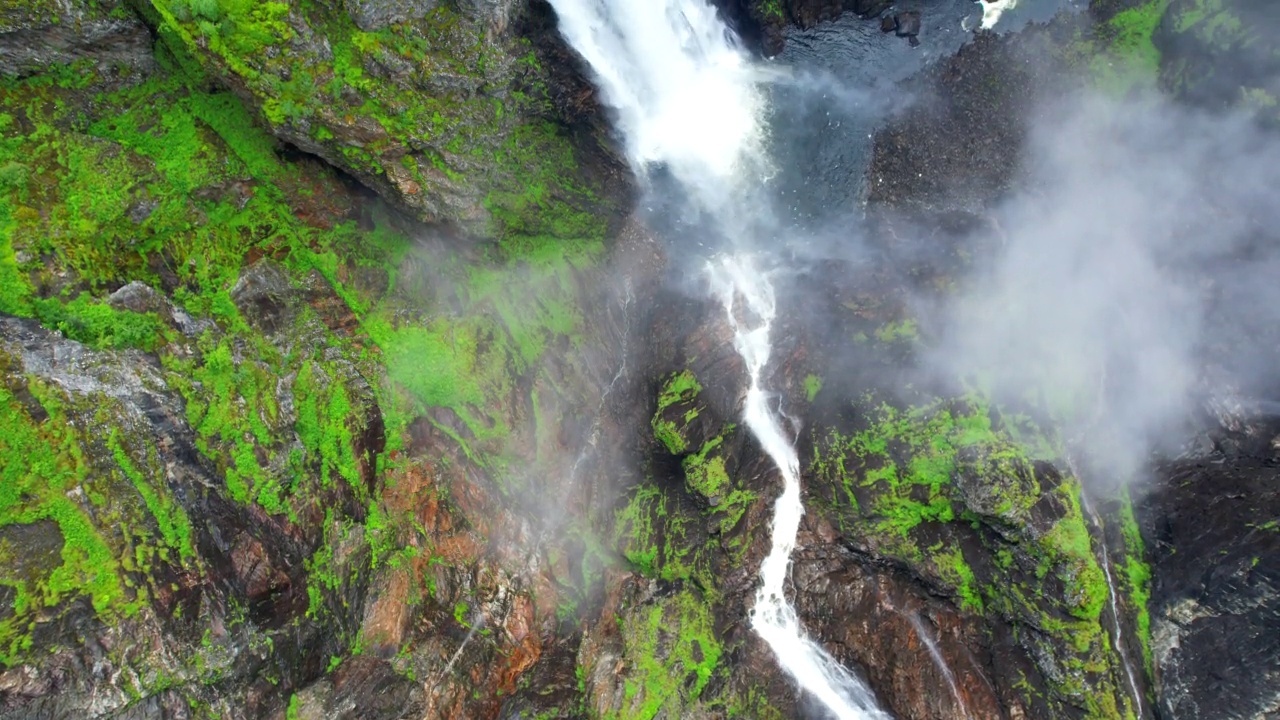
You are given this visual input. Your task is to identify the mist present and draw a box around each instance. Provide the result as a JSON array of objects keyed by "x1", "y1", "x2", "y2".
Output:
[{"x1": 931, "y1": 89, "x2": 1280, "y2": 483}]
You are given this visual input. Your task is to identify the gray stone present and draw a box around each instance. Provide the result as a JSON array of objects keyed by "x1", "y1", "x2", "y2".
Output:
[
  {"x1": 0, "y1": 0, "x2": 154, "y2": 78},
  {"x1": 341, "y1": 0, "x2": 439, "y2": 31}
]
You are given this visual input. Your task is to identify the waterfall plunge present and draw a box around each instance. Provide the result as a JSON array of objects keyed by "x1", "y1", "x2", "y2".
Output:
[{"x1": 549, "y1": 1, "x2": 889, "y2": 717}]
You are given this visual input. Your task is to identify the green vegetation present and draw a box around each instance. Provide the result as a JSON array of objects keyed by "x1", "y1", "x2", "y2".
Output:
[
  {"x1": 758, "y1": 0, "x2": 785, "y2": 22},
  {"x1": 0, "y1": 383, "x2": 142, "y2": 665},
  {"x1": 811, "y1": 396, "x2": 1121, "y2": 714},
  {"x1": 140, "y1": 0, "x2": 614, "y2": 241},
  {"x1": 874, "y1": 318, "x2": 918, "y2": 344},
  {"x1": 803, "y1": 374, "x2": 823, "y2": 402},
  {"x1": 0, "y1": 0, "x2": 610, "y2": 688},
  {"x1": 651, "y1": 370, "x2": 702, "y2": 455},
  {"x1": 610, "y1": 588, "x2": 722, "y2": 720},
  {"x1": 1067, "y1": 0, "x2": 1173, "y2": 91},
  {"x1": 1117, "y1": 494, "x2": 1153, "y2": 673}
]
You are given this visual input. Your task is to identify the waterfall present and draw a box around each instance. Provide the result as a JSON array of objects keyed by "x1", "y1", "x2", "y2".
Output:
[
  {"x1": 548, "y1": 1, "x2": 889, "y2": 717},
  {"x1": 978, "y1": 0, "x2": 1018, "y2": 29},
  {"x1": 1080, "y1": 492, "x2": 1144, "y2": 716},
  {"x1": 905, "y1": 612, "x2": 969, "y2": 718},
  {"x1": 709, "y1": 255, "x2": 891, "y2": 720}
]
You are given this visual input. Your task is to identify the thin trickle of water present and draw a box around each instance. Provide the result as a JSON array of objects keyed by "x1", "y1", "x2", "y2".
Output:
[
  {"x1": 443, "y1": 612, "x2": 485, "y2": 678},
  {"x1": 905, "y1": 612, "x2": 969, "y2": 718},
  {"x1": 549, "y1": 0, "x2": 889, "y2": 716},
  {"x1": 1079, "y1": 492, "x2": 1144, "y2": 716},
  {"x1": 568, "y1": 279, "x2": 635, "y2": 487},
  {"x1": 424, "y1": 610, "x2": 487, "y2": 716}
]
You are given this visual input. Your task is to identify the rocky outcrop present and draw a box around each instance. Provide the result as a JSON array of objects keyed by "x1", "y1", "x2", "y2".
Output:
[
  {"x1": 123, "y1": 0, "x2": 629, "y2": 238},
  {"x1": 711, "y1": 0, "x2": 894, "y2": 55},
  {"x1": 1138, "y1": 422, "x2": 1280, "y2": 720},
  {"x1": 0, "y1": 0, "x2": 155, "y2": 78},
  {"x1": 0, "y1": 309, "x2": 372, "y2": 717},
  {"x1": 866, "y1": 28, "x2": 1070, "y2": 214}
]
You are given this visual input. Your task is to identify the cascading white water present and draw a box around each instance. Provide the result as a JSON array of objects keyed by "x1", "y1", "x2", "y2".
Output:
[
  {"x1": 549, "y1": 1, "x2": 889, "y2": 717},
  {"x1": 709, "y1": 255, "x2": 891, "y2": 720},
  {"x1": 977, "y1": 0, "x2": 1018, "y2": 29},
  {"x1": 548, "y1": 0, "x2": 766, "y2": 220}
]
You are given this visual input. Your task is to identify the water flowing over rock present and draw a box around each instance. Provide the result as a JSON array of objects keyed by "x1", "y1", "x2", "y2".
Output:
[{"x1": 3, "y1": 0, "x2": 1280, "y2": 717}]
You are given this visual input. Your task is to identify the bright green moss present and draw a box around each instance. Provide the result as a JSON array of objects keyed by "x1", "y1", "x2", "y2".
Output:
[
  {"x1": 30, "y1": 296, "x2": 168, "y2": 352},
  {"x1": 1117, "y1": 494, "x2": 1153, "y2": 672},
  {"x1": 610, "y1": 589, "x2": 722, "y2": 720},
  {"x1": 657, "y1": 370, "x2": 701, "y2": 412},
  {"x1": 803, "y1": 374, "x2": 823, "y2": 402},
  {"x1": 107, "y1": 430, "x2": 195, "y2": 564},
  {"x1": 651, "y1": 370, "x2": 703, "y2": 455},
  {"x1": 934, "y1": 545, "x2": 983, "y2": 612},
  {"x1": 0, "y1": 385, "x2": 143, "y2": 666},
  {"x1": 294, "y1": 360, "x2": 362, "y2": 494},
  {"x1": 1074, "y1": 0, "x2": 1173, "y2": 91}
]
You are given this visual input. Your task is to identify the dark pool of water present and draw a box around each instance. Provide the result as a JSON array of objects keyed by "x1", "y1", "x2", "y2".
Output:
[{"x1": 763, "y1": 0, "x2": 1082, "y2": 233}]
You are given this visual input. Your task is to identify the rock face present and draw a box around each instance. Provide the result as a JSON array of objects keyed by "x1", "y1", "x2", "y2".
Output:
[
  {"x1": 0, "y1": 0, "x2": 156, "y2": 78},
  {"x1": 711, "y1": 0, "x2": 893, "y2": 55},
  {"x1": 1139, "y1": 424, "x2": 1280, "y2": 720},
  {"x1": 124, "y1": 0, "x2": 628, "y2": 237},
  {"x1": 866, "y1": 29, "x2": 1066, "y2": 214},
  {"x1": 337, "y1": 0, "x2": 440, "y2": 31},
  {"x1": 3, "y1": 1, "x2": 1280, "y2": 719}
]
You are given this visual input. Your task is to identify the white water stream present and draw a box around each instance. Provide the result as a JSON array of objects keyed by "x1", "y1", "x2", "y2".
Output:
[
  {"x1": 905, "y1": 612, "x2": 969, "y2": 717},
  {"x1": 709, "y1": 255, "x2": 891, "y2": 720},
  {"x1": 1080, "y1": 492, "x2": 1144, "y2": 716},
  {"x1": 549, "y1": 1, "x2": 889, "y2": 717}
]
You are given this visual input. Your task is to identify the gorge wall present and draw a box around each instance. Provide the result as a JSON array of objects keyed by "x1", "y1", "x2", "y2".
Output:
[{"x1": 1, "y1": 1, "x2": 1278, "y2": 719}]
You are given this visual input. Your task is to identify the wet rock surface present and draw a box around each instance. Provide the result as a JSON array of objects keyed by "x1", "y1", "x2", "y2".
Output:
[
  {"x1": 3, "y1": 0, "x2": 1280, "y2": 718},
  {"x1": 1139, "y1": 425, "x2": 1280, "y2": 720},
  {"x1": 0, "y1": 0, "x2": 155, "y2": 78}
]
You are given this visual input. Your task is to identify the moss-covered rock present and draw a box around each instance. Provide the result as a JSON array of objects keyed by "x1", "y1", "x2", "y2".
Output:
[
  {"x1": 808, "y1": 397, "x2": 1135, "y2": 718},
  {"x1": 1155, "y1": 0, "x2": 1280, "y2": 119},
  {"x1": 124, "y1": 0, "x2": 625, "y2": 239}
]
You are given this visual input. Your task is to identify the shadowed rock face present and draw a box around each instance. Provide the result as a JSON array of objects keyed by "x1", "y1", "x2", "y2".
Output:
[
  {"x1": 0, "y1": 0, "x2": 156, "y2": 78},
  {"x1": 1139, "y1": 431, "x2": 1280, "y2": 720}
]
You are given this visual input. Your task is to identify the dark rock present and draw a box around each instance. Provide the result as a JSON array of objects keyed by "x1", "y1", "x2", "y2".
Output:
[
  {"x1": 0, "y1": 0, "x2": 155, "y2": 79},
  {"x1": 338, "y1": 0, "x2": 440, "y2": 31},
  {"x1": 230, "y1": 261, "x2": 299, "y2": 334},
  {"x1": 894, "y1": 11, "x2": 921, "y2": 37},
  {"x1": 880, "y1": 15, "x2": 897, "y2": 32},
  {"x1": 230, "y1": 533, "x2": 291, "y2": 600},
  {"x1": 1140, "y1": 447, "x2": 1280, "y2": 720},
  {"x1": 867, "y1": 29, "x2": 1066, "y2": 215},
  {"x1": 851, "y1": 0, "x2": 894, "y2": 17},
  {"x1": 107, "y1": 281, "x2": 171, "y2": 319}
]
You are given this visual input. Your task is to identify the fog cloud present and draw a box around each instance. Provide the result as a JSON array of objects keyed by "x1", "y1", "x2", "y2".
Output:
[{"x1": 933, "y1": 91, "x2": 1280, "y2": 482}]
